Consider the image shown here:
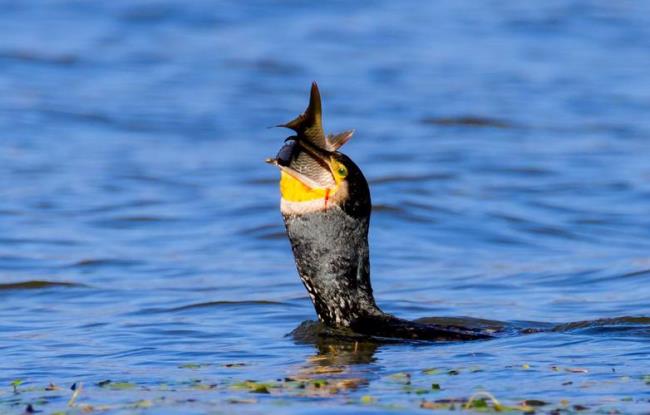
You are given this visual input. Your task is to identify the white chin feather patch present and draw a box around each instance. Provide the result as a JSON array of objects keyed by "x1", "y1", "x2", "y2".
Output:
[{"x1": 281, "y1": 197, "x2": 330, "y2": 215}]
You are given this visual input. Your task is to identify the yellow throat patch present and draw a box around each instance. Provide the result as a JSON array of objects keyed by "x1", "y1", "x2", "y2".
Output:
[
  {"x1": 278, "y1": 158, "x2": 348, "y2": 205},
  {"x1": 280, "y1": 171, "x2": 332, "y2": 202}
]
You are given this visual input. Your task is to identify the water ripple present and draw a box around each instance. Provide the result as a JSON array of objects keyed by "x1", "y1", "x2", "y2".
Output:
[{"x1": 0, "y1": 281, "x2": 85, "y2": 291}]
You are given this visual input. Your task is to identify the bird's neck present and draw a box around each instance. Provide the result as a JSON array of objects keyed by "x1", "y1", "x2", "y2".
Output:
[{"x1": 283, "y1": 207, "x2": 381, "y2": 327}]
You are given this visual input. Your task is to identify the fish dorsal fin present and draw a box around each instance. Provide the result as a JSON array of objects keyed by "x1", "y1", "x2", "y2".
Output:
[{"x1": 278, "y1": 82, "x2": 328, "y2": 150}]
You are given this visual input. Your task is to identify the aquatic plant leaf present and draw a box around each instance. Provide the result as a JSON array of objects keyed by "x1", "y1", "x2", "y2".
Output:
[
  {"x1": 465, "y1": 391, "x2": 504, "y2": 411},
  {"x1": 11, "y1": 379, "x2": 23, "y2": 393},
  {"x1": 132, "y1": 399, "x2": 153, "y2": 408},
  {"x1": 251, "y1": 385, "x2": 270, "y2": 394},
  {"x1": 192, "y1": 383, "x2": 217, "y2": 390},
  {"x1": 422, "y1": 368, "x2": 440, "y2": 375},
  {"x1": 231, "y1": 380, "x2": 275, "y2": 394},
  {"x1": 360, "y1": 395, "x2": 375, "y2": 404},
  {"x1": 310, "y1": 379, "x2": 328, "y2": 388},
  {"x1": 389, "y1": 372, "x2": 411, "y2": 384},
  {"x1": 103, "y1": 381, "x2": 136, "y2": 390},
  {"x1": 223, "y1": 363, "x2": 247, "y2": 368},
  {"x1": 179, "y1": 363, "x2": 204, "y2": 369}
]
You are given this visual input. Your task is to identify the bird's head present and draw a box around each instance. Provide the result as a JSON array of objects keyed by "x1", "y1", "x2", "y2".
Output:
[
  {"x1": 269, "y1": 139, "x2": 370, "y2": 220},
  {"x1": 266, "y1": 82, "x2": 370, "y2": 220}
]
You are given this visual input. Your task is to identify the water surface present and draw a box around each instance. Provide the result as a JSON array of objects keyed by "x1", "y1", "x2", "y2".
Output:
[{"x1": 1, "y1": 1, "x2": 650, "y2": 413}]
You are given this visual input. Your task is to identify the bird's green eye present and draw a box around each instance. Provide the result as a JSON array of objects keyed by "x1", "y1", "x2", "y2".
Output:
[{"x1": 337, "y1": 165, "x2": 348, "y2": 178}]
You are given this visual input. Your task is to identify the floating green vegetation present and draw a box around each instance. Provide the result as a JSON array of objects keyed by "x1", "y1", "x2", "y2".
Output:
[
  {"x1": 10, "y1": 379, "x2": 23, "y2": 393},
  {"x1": 97, "y1": 380, "x2": 137, "y2": 390},
  {"x1": 422, "y1": 368, "x2": 440, "y2": 375},
  {"x1": 389, "y1": 372, "x2": 411, "y2": 383},
  {"x1": 4, "y1": 363, "x2": 648, "y2": 414},
  {"x1": 178, "y1": 363, "x2": 204, "y2": 369},
  {"x1": 223, "y1": 362, "x2": 247, "y2": 368},
  {"x1": 178, "y1": 362, "x2": 248, "y2": 369},
  {"x1": 360, "y1": 394, "x2": 375, "y2": 404},
  {"x1": 231, "y1": 381, "x2": 274, "y2": 394}
]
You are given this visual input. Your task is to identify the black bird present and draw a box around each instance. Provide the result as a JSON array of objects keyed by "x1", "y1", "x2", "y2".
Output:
[{"x1": 267, "y1": 83, "x2": 493, "y2": 341}]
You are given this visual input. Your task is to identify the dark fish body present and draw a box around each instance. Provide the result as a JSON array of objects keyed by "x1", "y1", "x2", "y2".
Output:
[
  {"x1": 272, "y1": 83, "x2": 355, "y2": 188},
  {"x1": 271, "y1": 83, "x2": 352, "y2": 180}
]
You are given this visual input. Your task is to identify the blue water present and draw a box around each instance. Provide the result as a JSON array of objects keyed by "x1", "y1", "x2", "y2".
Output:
[{"x1": 1, "y1": 1, "x2": 650, "y2": 413}]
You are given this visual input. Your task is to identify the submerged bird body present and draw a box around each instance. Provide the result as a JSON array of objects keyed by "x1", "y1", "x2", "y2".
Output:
[{"x1": 268, "y1": 83, "x2": 490, "y2": 341}]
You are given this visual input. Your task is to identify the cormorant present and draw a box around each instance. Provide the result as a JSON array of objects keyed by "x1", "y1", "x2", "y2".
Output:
[{"x1": 267, "y1": 83, "x2": 492, "y2": 341}]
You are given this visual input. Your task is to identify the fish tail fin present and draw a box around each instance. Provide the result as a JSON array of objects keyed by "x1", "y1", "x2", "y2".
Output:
[{"x1": 277, "y1": 82, "x2": 327, "y2": 150}]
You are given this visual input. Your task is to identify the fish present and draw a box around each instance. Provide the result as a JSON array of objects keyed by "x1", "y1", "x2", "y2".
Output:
[{"x1": 266, "y1": 82, "x2": 354, "y2": 189}]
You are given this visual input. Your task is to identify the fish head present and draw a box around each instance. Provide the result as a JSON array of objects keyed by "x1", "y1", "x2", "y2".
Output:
[{"x1": 266, "y1": 137, "x2": 348, "y2": 204}]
